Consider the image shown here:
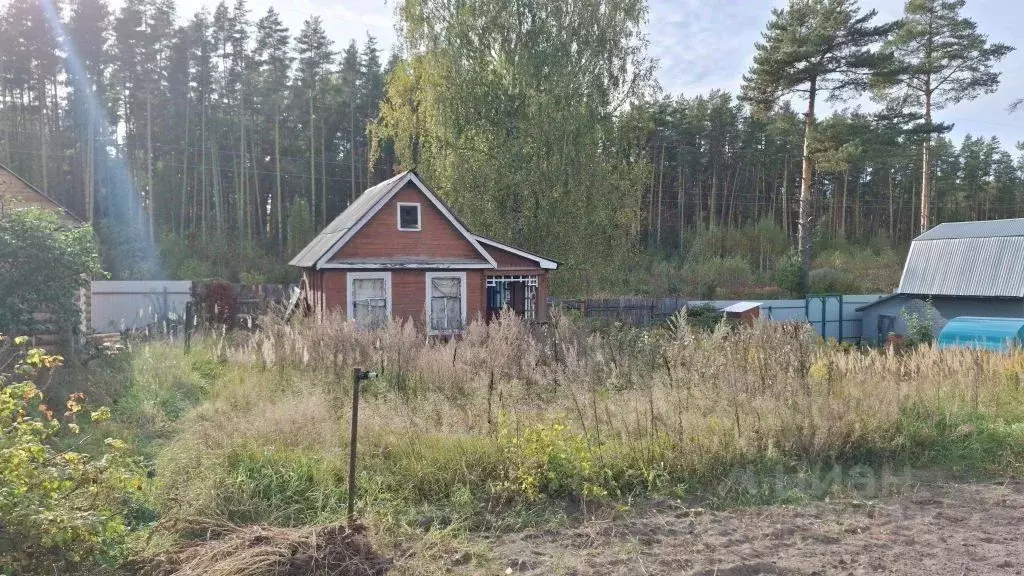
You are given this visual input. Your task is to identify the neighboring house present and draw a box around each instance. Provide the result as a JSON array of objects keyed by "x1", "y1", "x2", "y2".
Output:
[
  {"x1": 0, "y1": 162, "x2": 90, "y2": 340},
  {"x1": 0, "y1": 162, "x2": 83, "y2": 225},
  {"x1": 290, "y1": 171, "x2": 558, "y2": 333},
  {"x1": 859, "y1": 218, "x2": 1024, "y2": 344}
]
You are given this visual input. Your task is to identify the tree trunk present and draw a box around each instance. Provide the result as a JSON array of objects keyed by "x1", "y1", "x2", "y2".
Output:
[
  {"x1": 350, "y1": 96, "x2": 357, "y2": 204},
  {"x1": 677, "y1": 154, "x2": 685, "y2": 254},
  {"x1": 39, "y1": 82, "x2": 47, "y2": 194},
  {"x1": 180, "y1": 94, "x2": 190, "y2": 236},
  {"x1": 656, "y1": 141, "x2": 665, "y2": 249},
  {"x1": 147, "y1": 92, "x2": 154, "y2": 243},
  {"x1": 201, "y1": 102, "x2": 208, "y2": 241},
  {"x1": 309, "y1": 87, "x2": 316, "y2": 226},
  {"x1": 782, "y1": 157, "x2": 790, "y2": 239},
  {"x1": 920, "y1": 88, "x2": 932, "y2": 232},
  {"x1": 841, "y1": 169, "x2": 849, "y2": 236},
  {"x1": 275, "y1": 103, "x2": 283, "y2": 253},
  {"x1": 321, "y1": 112, "x2": 327, "y2": 224},
  {"x1": 888, "y1": 170, "x2": 894, "y2": 243},
  {"x1": 240, "y1": 101, "x2": 247, "y2": 246},
  {"x1": 798, "y1": 77, "x2": 817, "y2": 294},
  {"x1": 86, "y1": 108, "x2": 95, "y2": 223}
]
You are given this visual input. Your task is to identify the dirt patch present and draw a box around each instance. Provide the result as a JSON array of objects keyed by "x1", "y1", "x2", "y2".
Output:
[
  {"x1": 142, "y1": 521, "x2": 391, "y2": 576},
  {"x1": 438, "y1": 479, "x2": 1024, "y2": 575}
]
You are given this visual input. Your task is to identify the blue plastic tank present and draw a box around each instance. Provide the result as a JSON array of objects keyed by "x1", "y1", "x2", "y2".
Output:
[{"x1": 937, "y1": 316, "x2": 1024, "y2": 353}]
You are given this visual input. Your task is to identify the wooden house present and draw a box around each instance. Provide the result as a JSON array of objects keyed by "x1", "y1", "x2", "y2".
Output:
[
  {"x1": 290, "y1": 171, "x2": 558, "y2": 333},
  {"x1": 0, "y1": 162, "x2": 83, "y2": 225},
  {"x1": 0, "y1": 163, "x2": 90, "y2": 342}
]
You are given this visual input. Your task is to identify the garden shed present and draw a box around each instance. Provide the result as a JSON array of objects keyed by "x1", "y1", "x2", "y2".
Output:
[
  {"x1": 859, "y1": 218, "x2": 1024, "y2": 345},
  {"x1": 937, "y1": 317, "x2": 1024, "y2": 353}
]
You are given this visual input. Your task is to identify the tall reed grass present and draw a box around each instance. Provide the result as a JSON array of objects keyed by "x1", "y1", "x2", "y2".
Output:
[{"x1": 144, "y1": 311, "x2": 1024, "y2": 537}]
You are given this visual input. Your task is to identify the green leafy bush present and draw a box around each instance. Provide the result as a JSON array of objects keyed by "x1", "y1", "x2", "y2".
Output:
[
  {"x1": 681, "y1": 255, "x2": 754, "y2": 299},
  {"x1": 0, "y1": 209, "x2": 103, "y2": 337},
  {"x1": 773, "y1": 249, "x2": 803, "y2": 296},
  {"x1": 497, "y1": 416, "x2": 606, "y2": 501},
  {"x1": 809, "y1": 267, "x2": 863, "y2": 294},
  {"x1": 902, "y1": 301, "x2": 937, "y2": 347},
  {"x1": 0, "y1": 336, "x2": 145, "y2": 575},
  {"x1": 685, "y1": 304, "x2": 725, "y2": 332}
]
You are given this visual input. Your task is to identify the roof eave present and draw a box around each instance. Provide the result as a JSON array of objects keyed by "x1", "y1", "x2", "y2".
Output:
[{"x1": 474, "y1": 235, "x2": 560, "y2": 270}]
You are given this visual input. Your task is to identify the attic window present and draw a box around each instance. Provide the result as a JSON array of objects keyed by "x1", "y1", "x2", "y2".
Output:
[{"x1": 398, "y1": 203, "x2": 421, "y2": 231}]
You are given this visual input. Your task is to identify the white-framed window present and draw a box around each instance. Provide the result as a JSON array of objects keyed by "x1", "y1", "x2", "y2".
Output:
[
  {"x1": 425, "y1": 271, "x2": 467, "y2": 335},
  {"x1": 347, "y1": 271, "x2": 391, "y2": 329},
  {"x1": 397, "y1": 202, "x2": 421, "y2": 231}
]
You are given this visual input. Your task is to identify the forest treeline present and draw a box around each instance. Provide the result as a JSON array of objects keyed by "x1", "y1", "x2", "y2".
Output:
[{"x1": 0, "y1": 0, "x2": 1018, "y2": 294}]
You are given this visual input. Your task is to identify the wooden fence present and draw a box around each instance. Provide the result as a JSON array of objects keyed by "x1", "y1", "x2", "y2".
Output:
[
  {"x1": 556, "y1": 297, "x2": 690, "y2": 326},
  {"x1": 552, "y1": 294, "x2": 887, "y2": 343}
]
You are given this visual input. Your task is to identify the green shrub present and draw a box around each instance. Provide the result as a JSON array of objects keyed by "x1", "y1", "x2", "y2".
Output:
[
  {"x1": 0, "y1": 337, "x2": 145, "y2": 575},
  {"x1": 0, "y1": 209, "x2": 103, "y2": 338},
  {"x1": 681, "y1": 255, "x2": 754, "y2": 299},
  {"x1": 684, "y1": 304, "x2": 724, "y2": 332},
  {"x1": 773, "y1": 249, "x2": 803, "y2": 295},
  {"x1": 808, "y1": 267, "x2": 863, "y2": 294},
  {"x1": 498, "y1": 416, "x2": 606, "y2": 501}
]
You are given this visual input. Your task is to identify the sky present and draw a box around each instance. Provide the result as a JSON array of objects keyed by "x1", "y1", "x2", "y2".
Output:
[{"x1": 171, "y1": 0, "x2": 1024, "y2": 147}]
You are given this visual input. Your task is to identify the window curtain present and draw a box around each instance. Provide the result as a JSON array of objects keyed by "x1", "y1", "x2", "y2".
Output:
[
  {"x1": 430, "y1": 277, "x2": 462, "y2": 332},
  {"x1": 352, "y1": 278, "x2": 387, "y2": 329}
]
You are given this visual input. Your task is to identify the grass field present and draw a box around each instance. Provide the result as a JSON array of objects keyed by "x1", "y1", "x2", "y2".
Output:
[{"x1": 62, "y1": 311, "x2": 1021, "y2": 573}]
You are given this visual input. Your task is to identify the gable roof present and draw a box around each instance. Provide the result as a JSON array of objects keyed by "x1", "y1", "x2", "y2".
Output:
[
  {"x1": 0, "y1": 162, "x2": 84, "y2": 224},
  {"x1": 474, "y1": 235, "x2": 559, "y2": 270},
  {"x1": 897, "y1": 218, "x2": 1024, "y2": 298},
  {"x1": 289, "y1": 171, "x2": 497, "y2": 269}
]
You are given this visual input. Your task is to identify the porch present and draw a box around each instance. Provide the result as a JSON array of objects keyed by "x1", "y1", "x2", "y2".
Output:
[{"x1": 486, "y1": 274, "x2": 541, "y2": 321}]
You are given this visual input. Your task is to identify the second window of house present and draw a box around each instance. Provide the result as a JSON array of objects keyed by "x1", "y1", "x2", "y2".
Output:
[
  {"x1": 426, "y1": 272, "x2": 465, "y2": 334},
  {"x1": 398, "y1": 203, "x2": 421, "y2": 231}
]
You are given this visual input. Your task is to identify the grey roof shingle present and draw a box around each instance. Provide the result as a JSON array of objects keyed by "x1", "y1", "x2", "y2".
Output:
[
  {"x1": 288, "y1": 171, "x2": 410, "y2": 268},
  {"x1": 898, "y1": 220, "x2": 1024, "y2": 298}
]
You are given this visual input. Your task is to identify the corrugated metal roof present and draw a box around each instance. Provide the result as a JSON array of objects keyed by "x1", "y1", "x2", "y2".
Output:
[
  {"x1": 898, "y1": 236, "x2": 1024, "y2": 297},
  {"x1": 288, "y1": 171, "x2": 411, "y2": 268},
  {"x1": 915, "y1": 218, "x2": 1024, "y2": 241}
]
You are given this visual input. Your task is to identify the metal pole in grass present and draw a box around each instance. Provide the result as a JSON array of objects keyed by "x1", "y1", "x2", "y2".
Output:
[{"x1": 349, "y1": 367, "x2": 376, "y2": 522}]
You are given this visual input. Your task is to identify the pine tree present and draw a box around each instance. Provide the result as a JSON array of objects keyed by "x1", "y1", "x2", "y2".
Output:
[
  {"x1": 253, "y1": 7, "x2": 292, "y2": 252},
  {"x1": 873, "y1": 0, "x2": 1013, "y2": 232},
  {"x1": 66, "y1": 0, "x2": 112, "y2": 223},
  {"x1": 294, "y1": 16, "x2": 333, "y2": 228},
  {"x1": 339, "y1": 40, "x2": 361, "y2": 205},
  {"x1": 741, "y1": 0, "x2": 896, "y2": 294}
]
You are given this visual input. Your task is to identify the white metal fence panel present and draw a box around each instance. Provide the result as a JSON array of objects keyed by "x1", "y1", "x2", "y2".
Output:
[{"x1": 90, "y1": 281, "x2": 191, "y2": 332}]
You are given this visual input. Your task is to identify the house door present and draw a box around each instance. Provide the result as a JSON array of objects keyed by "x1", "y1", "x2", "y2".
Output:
[
  {"x1": 510, "y1": 282, "x2": 525, "y2": 315},
  {"x1": 486, "y1": 276, "x2": 539, "y2": 321}
]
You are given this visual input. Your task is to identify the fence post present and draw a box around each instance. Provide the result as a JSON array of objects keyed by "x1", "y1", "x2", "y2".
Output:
[
  {"x1": 184, "y1": 301, "x2": 194, "y2": 354},
  {"x1": 348, "y1": 367, "x2": 376, "y2": 522}
]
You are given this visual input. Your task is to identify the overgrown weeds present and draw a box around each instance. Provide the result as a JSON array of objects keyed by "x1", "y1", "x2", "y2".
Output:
[{"x1": 107, "y1": 311, "x2": 1024, "y2": 568}]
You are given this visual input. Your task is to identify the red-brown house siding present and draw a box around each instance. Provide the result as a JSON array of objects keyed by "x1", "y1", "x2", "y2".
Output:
[
  {"x1": 331, "y1": 184, "x2": 486, "y2": 263},
  {"x1": 306, "y1": 269, "x2": 487, "y2": 327},
  {"x1": 486, "y1": 243, "x2": 542, "y2": 270},
  {"x1": 391, "y1": 270, "x2": 425, "y2": 323},
  {"x1": 538, "y1": 274, "x2": 550, "y2": 322}
]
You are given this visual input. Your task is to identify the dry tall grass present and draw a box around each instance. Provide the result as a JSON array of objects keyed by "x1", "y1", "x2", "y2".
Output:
[{"x1": 147, "y1": 310, "x2": 1024, "y2": 538}]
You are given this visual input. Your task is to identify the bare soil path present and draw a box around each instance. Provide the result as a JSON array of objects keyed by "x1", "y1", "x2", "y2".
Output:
[{"x1": 442, "y1": 479, "x2": 1024, "y2": 575}]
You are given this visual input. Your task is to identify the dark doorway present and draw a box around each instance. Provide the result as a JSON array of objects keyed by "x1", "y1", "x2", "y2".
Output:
[{"x1": 486, "y1": 276, "x2": 538, "y2": 321}]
